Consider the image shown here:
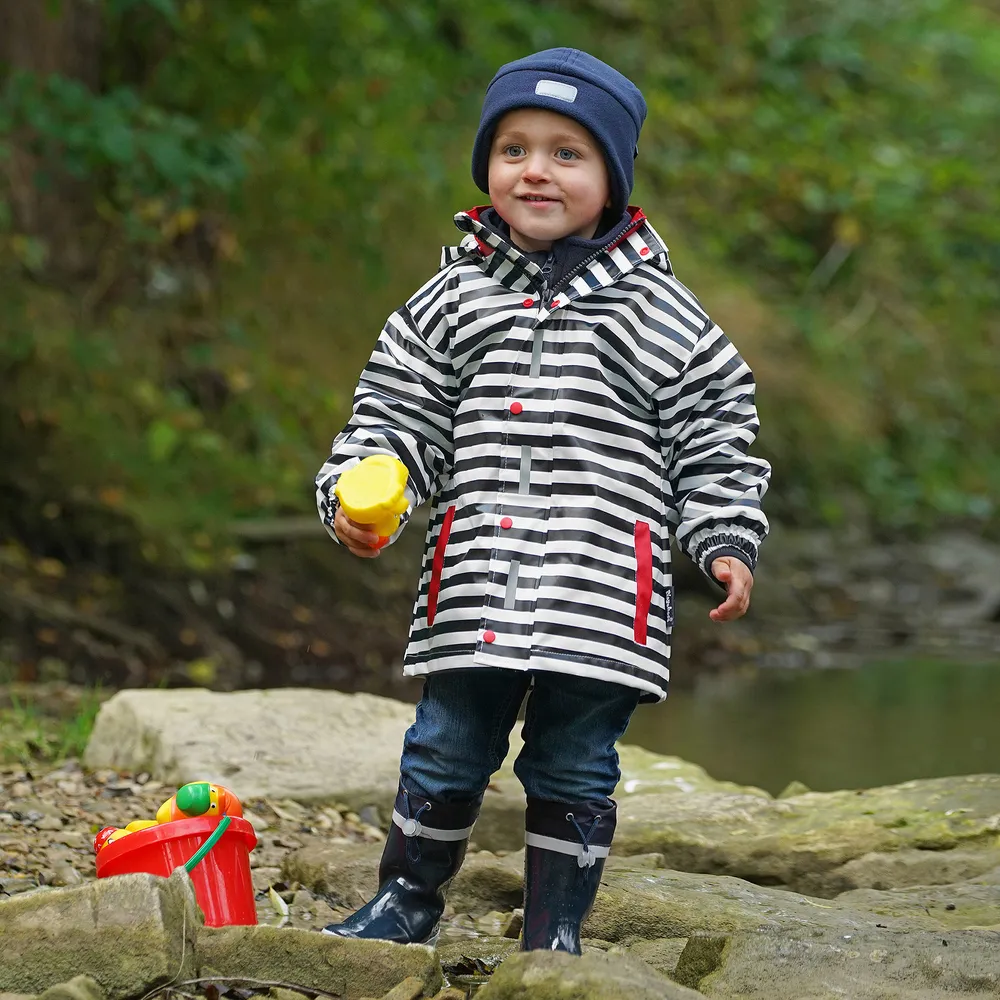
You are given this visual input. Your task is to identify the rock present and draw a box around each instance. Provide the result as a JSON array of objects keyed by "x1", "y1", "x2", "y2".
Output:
[
  {"x1": 450, "y1": 852, "x2": 524, "y2": 915},
  {"x1": 584, "y1": 865, "x2": 998, "y2": 944},
  {"x1": 280, "y1": 840, "x2": 380, "y2": 910},
  {"x1": 617, "y1": 937, "x2": 688, "y2": 979},
  {"x1": 37, "y1": 977, "x2": 105, "y2": 1000},
  {"x1": 32, "y1": 816, "x2": 64, "y2": 832},
  {"x1": 281, "y1": 843, "x2": 525, "y2": 919},
  {"x1": 197, "y1": 926, "x2": 441, "y2": 999},
  {"x1": 613, "y1": 774, "x2": 1000, "y2": 895},
  {"x1": 821, "y1": 846, "x2": 1000, "y2": 895},
  {"x1": 437, "y1": 936, "x2": 520, "y2": 977},
  {"x1": 83, "y1": 688, "x2": 417, "y2": 809},
  {"x1": 377, "y1": 977, "x2": 429, "y2": 1000},
  {"x1": 922, "y1": 532, "x2": 1000, "y2": 624},
  {"x1": 83, "y1": 689, "x2": 769, "y2": 852},
  {"x1": 476, "y1": 743, "x2": 768, "y2": 853},
  {"x1": 0, "y1": 868, "x2": 199, "y2": 994},
  {"x1": 673, "y1": 934, "x2": 729, "y2": 990},
  {"x1": 836, "y1": 877, "x2": 1000, "y2": 930},
  {"x1": 698, "y1": 927, "x2": 1000, "y2": 998},
  {"x1": 475, "y1": 951, "x2": 704, "y2": 999},
  {"x1": 777, "y1": 780, "x2": 810, "y2": 799}
]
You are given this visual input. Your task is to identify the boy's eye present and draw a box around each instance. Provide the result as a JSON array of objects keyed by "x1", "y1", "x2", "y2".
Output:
[
  {"x1": 556, "y1": 148, "x2": 579, "y2": 161},
  {"x1": 504, "y1": 144, "x2": 526, "y2": 158}
]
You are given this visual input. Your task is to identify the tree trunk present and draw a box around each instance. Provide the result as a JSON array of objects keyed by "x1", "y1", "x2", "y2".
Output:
[{"x1": 0, "y1": 0, "x2": 105, "y2": 281}]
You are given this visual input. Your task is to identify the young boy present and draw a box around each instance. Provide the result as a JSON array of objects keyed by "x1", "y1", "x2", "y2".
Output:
[{"x1": 315, "y1": 48, "x2": 770, "y2": 953}]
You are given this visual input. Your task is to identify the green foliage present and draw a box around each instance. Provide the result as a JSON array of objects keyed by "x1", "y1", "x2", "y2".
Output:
[
  {"x1": 0, "y1": 68, "x2": 247, "y2": 248},
  {"x1": 1, "y1": 0, "x2": 998, "y2": 554},
  {"x1": 632, "y1": 0, "x2": 1000, "y2": 302},
  {"x1": 0, "y1": 683, "x2": 104, "y2": 766}
]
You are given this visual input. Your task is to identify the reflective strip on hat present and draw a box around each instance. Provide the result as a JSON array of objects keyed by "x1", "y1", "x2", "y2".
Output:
[{"x1": 535, "y1": 80, "x2": 578, "y2": 103}]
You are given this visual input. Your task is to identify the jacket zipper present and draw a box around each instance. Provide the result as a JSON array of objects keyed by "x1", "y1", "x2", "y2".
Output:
[{"x1": 541, "y1": 217, "x2": 644, "y2": 307}]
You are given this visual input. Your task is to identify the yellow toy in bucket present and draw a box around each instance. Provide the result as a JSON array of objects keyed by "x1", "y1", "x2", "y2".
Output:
[{"x1": 334, "y1": 455, "x2": 409, "y2": 549}]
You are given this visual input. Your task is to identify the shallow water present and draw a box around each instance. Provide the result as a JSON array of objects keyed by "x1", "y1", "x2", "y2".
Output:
[{"x1": 627, "y1": 658, "x2": 1000, "y2": 795}]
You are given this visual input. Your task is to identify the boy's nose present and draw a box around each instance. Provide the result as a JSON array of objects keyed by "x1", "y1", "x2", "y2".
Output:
[{"x1": 520, "y1": 153, "x2": 550, "y2": 182}]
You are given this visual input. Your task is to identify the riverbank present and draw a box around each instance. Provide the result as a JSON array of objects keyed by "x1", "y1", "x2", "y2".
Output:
[
  {"x1": 2, "y1": 687, "x2": 1000, "y2": 998},
  {"x1": 2, "y1": 522, "x2": 998, "y2": 701}
]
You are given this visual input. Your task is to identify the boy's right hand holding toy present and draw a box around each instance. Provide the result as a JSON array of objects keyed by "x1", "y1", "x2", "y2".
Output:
[
  {"x1": 333, "y1": 507, "x2": 385, "y2": 559},
  {"x1": 333, "y1": 455, "x2": 410, "y2": 559}
]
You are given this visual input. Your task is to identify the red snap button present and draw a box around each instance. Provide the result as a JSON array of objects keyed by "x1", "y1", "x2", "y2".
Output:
[
  {"x1": 522, "y1": 298, "x2": 534, "y2": 308},
  {"x1": 551, "y1": 298, "x2": 561, "y2": 308},
  {"x1": 639, "y1": 247, "x2": 650, "y2": 256},
  {"x1": 500, "y1": 517, "x2": 513, "y2": 529},
  {"x1": 509, "y1": 401, "x2": 523, "y2": 415},
  {"x1": 483, "y1": 630, "x2": 496, "y2": 643}
]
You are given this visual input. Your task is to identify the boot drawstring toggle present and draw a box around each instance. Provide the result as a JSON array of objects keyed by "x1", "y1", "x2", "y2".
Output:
[
  {"x1": 401, "y1": 789, "x2": 432, "y2": 863},
  {"x1": 566, "y1": 812, "x2": 601, "y2": 869}
]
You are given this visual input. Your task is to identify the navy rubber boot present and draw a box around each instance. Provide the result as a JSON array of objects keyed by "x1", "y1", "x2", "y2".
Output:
[
  {"x1": 521, "y1": 797, "x2": 616, "y2": 954},
  {"x1": 322, "y1": 784, "x2": 480, "y2": 945}
]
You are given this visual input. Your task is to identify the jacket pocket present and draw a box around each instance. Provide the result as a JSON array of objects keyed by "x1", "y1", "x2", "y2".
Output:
[
  {"x1": 427, "y1": 505, "x2": 456, "y2": 627},
  {"x1": 634, "y1": 520, "x2": 652, "y2": 644}
]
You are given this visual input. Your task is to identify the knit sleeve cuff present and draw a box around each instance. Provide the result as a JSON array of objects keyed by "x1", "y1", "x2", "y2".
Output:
[{"x1": 694, "y1": 533, "x2": 758, "y2": 588}]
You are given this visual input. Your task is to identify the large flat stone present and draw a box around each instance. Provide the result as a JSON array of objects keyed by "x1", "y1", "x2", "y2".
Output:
[
  {"x1": 197, "y1": 926, "x2": 441, "y2": 998},
  {"x1": 82, "y1": 688, "x2": 416, "y2": 807},
  {"x1": 821, "y1": 846, "x2": 1000, "y2": 894},
  {"x1": 613, "y1": 774, "x2": 1000, "y2": 895},
  {"x1": 836, "y1": 875, "x2": 1000, "y2": 930},
  {"x1": 475, "y1": 951, "x2": 703, "y2": 999},
  {"x1": 0, "y1": 869, "x2": 199, "y2": 995},
  {"x1": 697, "y1": 928, "x2": 1000, "y2": 998},
  {"x1": 585, "y1": 865, "x2": 1000, "y2": 943},
  {"x1": 82, "y1": 689, "x2": 766, "y2": 850},
  {"x1": 475, "y1": 743, "x2": 769, "y2": 853}
]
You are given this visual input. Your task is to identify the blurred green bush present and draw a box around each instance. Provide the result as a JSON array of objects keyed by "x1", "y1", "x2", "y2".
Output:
[{"x1": 1, "y1": 0, "x2": 996, "y2": 568}]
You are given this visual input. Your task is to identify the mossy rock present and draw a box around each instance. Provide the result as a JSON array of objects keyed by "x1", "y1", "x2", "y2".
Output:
[
  {"x1": 698, "y1": 927, "x2": 1000, "y2": 998},
  {"x1": 584, "y1": 865, "x2": 999, "y2": 944},
  {"x1": 197, "y1": 926, "x2": 441, "y2": 999},
  {"x1": 613, "y1": 774, "x2": 1000, "y2": 895},
  {"x1": 475, "y1": 950, "x2": 704, "y2": 999}
]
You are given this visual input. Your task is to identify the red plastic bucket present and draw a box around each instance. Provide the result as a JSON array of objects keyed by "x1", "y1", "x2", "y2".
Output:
[{"x1": 96, "y1": 815, "x2": 258, "y2": 926}]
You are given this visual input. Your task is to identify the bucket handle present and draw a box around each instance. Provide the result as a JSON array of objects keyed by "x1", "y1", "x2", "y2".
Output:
[{"x1": 183, "y1": 814, "x2": 232, "y2": 874}]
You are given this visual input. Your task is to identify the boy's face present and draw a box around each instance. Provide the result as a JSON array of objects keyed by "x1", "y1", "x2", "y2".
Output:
[{"x1": 488, "y1": 108, "x2": 611, "y2": 253}]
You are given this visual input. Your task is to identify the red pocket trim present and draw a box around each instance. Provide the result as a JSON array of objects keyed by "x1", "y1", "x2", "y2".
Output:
[
  {"x1": 634, "y1": 521, "x2": 652, "y2": 645},
  {"x1": 427, "y1": 505, "x2": 456, "y2": 626}
]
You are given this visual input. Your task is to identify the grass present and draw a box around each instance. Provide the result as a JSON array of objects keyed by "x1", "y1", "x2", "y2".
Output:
[{"x1": 0, "y1": 682, "x2": 105, "y2": 767}]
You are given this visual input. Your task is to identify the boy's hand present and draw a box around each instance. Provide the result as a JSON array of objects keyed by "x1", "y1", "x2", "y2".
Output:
[
  {"x1": 334, "y1": 506, "x2": 383, "y2": 559},
  {"x1": 709, "y1": 557, "x2": 753, "y2": 621}
]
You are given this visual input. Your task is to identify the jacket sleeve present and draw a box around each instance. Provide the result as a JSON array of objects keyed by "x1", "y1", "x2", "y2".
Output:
[
  {"x1": 655, "y1": 319, "x2": 771, "y2": 586},
  {"x1": 315, "y1": 271, "x2": 458, "y2": 545}
]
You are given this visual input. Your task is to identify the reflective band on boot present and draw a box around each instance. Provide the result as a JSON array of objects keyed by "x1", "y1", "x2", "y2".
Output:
[
  {"x1": 322, "y1": 783, "x2": 480, "y2": 944},
  {"x1": 521, "y1": 797, "x2": 617, "y2": 954}
]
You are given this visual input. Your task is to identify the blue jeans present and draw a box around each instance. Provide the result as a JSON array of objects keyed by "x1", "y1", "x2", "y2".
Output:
[{"x1": 399, "y1": 668, "x2": 641, "y2": 805}]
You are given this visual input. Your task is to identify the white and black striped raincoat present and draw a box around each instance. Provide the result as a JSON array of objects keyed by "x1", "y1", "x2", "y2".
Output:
[{"x1": 316, "y1": 207, "x2": 770, "y2": 701}]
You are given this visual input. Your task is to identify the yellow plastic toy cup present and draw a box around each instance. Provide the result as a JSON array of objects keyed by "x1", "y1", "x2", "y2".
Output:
[
  {"x1": 125, "y1": 820, "x2": 160, "y2": 833},
  {"x1": 334, "y1": 455, "x2": 410, "y2": 549}
]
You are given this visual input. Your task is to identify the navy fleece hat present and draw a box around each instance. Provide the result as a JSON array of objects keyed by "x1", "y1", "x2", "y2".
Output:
[{"x1": 472, "y1": 48, "x2": 647, "y2": 218}]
